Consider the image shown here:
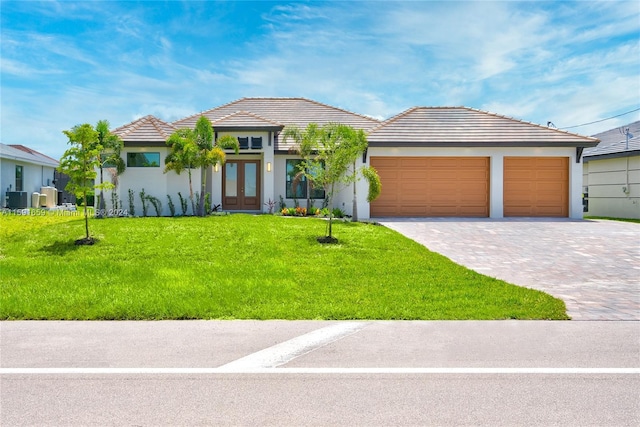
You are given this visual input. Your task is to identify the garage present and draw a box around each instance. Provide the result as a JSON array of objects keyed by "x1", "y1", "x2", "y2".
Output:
[
  {"x1": 370, "y1": 157, "x2": 489, "y2": 217},
  {"x1": 503, "y1": 157, "x2": 568, "y2": 217}
]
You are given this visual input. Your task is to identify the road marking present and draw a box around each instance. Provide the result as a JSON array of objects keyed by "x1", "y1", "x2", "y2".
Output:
[
  {"x1": 218, "y1": 321, "x2": 369, "y2": 370},
  {"x1": 1, "y1": 368, "x2": 639, "y2": 375}
]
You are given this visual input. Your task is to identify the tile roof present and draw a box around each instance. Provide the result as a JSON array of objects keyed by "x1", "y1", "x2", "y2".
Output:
[
  {"x1": 174, "y1": 97, "x2": 381, "y2": 131},
  {"x1": 367, "y1": 107, "x2": 600, "y2": 147},
  {"x1": 112, "y1": 115, "x2": 177, "y2": 142},
  {"x1": 583, "y1": 120, "x2": 640, "y2": 159},
  {"x1": 211, "y1": 110, "x2": 285, "y2": 130},
  {"x1": 0, "y1": 143, "x2": 59, "y2": 167}
]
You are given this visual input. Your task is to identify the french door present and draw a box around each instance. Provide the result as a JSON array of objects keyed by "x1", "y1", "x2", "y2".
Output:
[{"x1": 223, "y1": 160, "x2": 261, "y2": 210}]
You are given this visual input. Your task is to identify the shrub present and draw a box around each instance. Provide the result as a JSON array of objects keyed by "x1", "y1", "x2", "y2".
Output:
[
  {"x1": 128, "y1": 189, "x2": 135, "y2": 216},
  {"x1": 332, "y1": 207, "x2": 345, "y2": 218},
  {"x1": 264, "y1": 198, "x2": 276, "y2": 214},
  {"x1": 139, "y1": 189, "x2": 148, "y2": 217},
  {"x1": 111, "y1": 191, "x2": 120, "y2": 211},
  {"x1": 167, "y1": 195, "x2": 176, "y2": 217},
  {"x1": 177, "y1": 192, "x2": 188, "y2": 216},
  {"x1": 204, "y1": 193, "x2": 211, "y2": 216},
  {"x1": 76, "y1": 194, "x2": 95, "y2": 207},
  {"x1": 146, "y1": 195, "x2": 162, "y2": 217}
]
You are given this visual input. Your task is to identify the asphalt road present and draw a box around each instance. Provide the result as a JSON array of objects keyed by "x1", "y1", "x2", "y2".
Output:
[{"x1": 2, "y1": 321, "x2": 639, "y2": 426}]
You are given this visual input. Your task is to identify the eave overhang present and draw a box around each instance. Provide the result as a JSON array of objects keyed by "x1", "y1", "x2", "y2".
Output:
[
  {"x1": 214, "y1": 125, "x2": 284, "y2": 132},
  {"x1": 124, "y1": 141, "x2": 167, "y2": 147},
  {"x1": 367, "y1": 140, "x2": 600, "y2": 148},
  {"x1": 583, "y1": 150, "x2": 640, "y2": 162}
]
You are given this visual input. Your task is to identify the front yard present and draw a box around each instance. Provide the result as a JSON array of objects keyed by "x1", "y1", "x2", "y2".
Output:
[{"x1": 0, "y1": 213, "x2": 568, "y2": 320}]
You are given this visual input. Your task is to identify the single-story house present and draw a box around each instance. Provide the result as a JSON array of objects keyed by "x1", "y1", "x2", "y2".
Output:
[
  {"x1": 582, "y1": 120, "x2": 639, "y2": 219},
  {"x1": 0, "y1": 143, "x2": 59, "y2": 209},
  {"x1": 106, "y1": 97, "x2": 599, "y2": 219}
]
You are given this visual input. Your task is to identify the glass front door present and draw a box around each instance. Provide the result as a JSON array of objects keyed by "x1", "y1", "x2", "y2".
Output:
[{"x1": 223, "y1": 160, "x2": 261, "y2": 210}]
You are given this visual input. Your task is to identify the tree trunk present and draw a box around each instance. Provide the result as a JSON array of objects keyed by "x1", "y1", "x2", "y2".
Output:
[
  {"x1": 328, "y1": 183, "x2": 335, "y2": 237},
  {"x1": 188, "y1": 169, "x2": 195, "y2": 216},
  {"x1": 199, "y1": 166, "x2": 206, "y2": 216},
  {"x1": 83, "y1": 190, "x2": 89, "y2": 240},
  {"x1": 306, "y1": 177, "x2": 311, "y2": 212},
  {"x1": 97, "y1": 166, "x2": 105, "y2": 219},
  {"x1": 352, "y1": 162, "x2": 358, "y2": 222}
]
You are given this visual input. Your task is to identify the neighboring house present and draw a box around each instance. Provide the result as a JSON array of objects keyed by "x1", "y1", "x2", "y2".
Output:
[
  {"x1": 0, "y1": 143, "x2": 59, "y2": 208},
  {"x1": 105, "y1": 97, "x2": 598, "y2": 219},
  {"x1": 582, "y1": 121, "x2": 640, "y2": 219}
]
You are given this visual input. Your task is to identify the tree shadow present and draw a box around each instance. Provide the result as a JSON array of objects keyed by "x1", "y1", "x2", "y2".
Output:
[{"x1": 40, "y1": 240, "x2": 83, "y2": 256}]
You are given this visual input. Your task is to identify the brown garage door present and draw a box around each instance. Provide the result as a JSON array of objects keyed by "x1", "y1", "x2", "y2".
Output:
[
  {"x1": 370, "y1": 157, "x2": 489, "y2": 217},
  {"x1": 503, "y1": 157, "x2": 568, "y2": 217}
]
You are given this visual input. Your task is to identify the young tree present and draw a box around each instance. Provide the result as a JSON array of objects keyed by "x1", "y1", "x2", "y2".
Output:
[
  {"x1": 311, "y1": 123, "x2": 381, "y2": 242},
  {"x1": 165, "y1": 116, "x2": 238, "y2": 216},
  {"x1": 58, "y1": 123, "x2": 101, "y2": 244},
  {"x1": 282, "y1": 123, "x2": 321, "y2": 211},
  {"x1": 94, "y1": 120, "x2": 125, "y2": 218}
]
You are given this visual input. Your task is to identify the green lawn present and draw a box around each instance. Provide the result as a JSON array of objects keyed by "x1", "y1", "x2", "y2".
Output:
[
  {"x1": 0, "y1": 213, "x2": 568, "y2": 320},
  {"x1": 585, "y1": 216, "x2": 640, "y2": 224}
]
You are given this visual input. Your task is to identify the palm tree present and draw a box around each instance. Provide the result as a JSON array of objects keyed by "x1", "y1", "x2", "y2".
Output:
[
  {"x1": 166, "y1": 116, "x2": 239, "y2": 216},
  {"x1": 313, "y1": 123, "x2": 380, "y2": 241},
  {"x1": 165, "y1": 128, "x2": 200, "y2": 215},
  {"x1": 192, "y1": 116, "x2": 238, "y2": 216},
  {"x1": 94, "y1": 120, "x2": 125, "y2": 218}
]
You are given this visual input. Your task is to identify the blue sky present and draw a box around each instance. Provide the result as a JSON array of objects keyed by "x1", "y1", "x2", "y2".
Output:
[{"x1": 1, "y1": 0, "x2": 639, "y2": 159}]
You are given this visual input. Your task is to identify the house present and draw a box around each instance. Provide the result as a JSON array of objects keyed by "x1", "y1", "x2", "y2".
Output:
[
  {"x1": 0, "y1": 143, "x2": 59, "y2": 209},
  {"x1": 582, "y1": 121, "x2": 640, "y2": 219},
  {"x1": 106, "y1": 97, "x2": 599, "y2": 219}
]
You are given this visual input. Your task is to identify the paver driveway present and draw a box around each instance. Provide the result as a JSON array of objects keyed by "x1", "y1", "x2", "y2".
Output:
[{"x1": 378, "y1": 218, "x2": 640, "y2": 320}]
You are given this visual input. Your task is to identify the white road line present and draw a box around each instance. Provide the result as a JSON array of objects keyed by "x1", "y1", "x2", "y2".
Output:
[
  {"x1": 218, "y1": 321, "x2": 369, "y2": 370},
  {"x1": 1, "y1": 368, "x2": 639, "y2": 375}
]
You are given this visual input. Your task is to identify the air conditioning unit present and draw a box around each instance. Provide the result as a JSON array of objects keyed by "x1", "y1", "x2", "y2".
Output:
[{"x1": 7, "y1": 191, "x2": 28, "y2": 209}]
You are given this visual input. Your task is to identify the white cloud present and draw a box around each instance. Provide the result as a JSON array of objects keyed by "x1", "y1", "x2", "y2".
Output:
[{"x1": 1, "y1": 0, "x2": 638, "y2": 157}]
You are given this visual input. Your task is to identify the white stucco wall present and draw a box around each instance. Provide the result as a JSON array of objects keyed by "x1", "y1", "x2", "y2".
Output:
[
  {"x1": 111, "y1": 142, "x2": 586, "y2": 219},
  {"x1": 113, "y1": 131, "x2": 276, "y2": 216},
  {"x1": 214, "y1": 130, "x2": 273, "y2": 213},
  {"x1": 583, "y1": 155, "x2": 640, "y2": 219},
  {"x1": 1, "y1": 158, "x2": 56, "y2": 208},
  {"x1": 273, "y1": 154, "x2": 361, "y2": 215},
  {"x1": 102, "y1": 147, "x2": 202, "y2": 216},
  {"x1": 361, "y1": 146, "x2": 583, "y2": 220}
]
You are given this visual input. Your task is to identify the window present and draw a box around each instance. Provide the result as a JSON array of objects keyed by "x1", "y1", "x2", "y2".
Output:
[
  {"x1": 285, "y1": 159, "x2": 325, "y2": 199},
  {"x1": 251, "y1": 137, "x2": 263, "y2": 149},
  {"x1": 15, "y1": 165, "x2": 23, "y2": 191},
  {"x1": 127, "y1": 152, "x2": 160, "y2": 167},
  {"x1": 238, "y1": 137, "x2": 249, "y2": 149}
]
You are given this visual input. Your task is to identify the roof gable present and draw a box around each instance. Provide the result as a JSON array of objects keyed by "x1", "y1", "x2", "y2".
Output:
[
  {"x1": 113, "y1": 115, "x2": 177, "y2": 142},
  {"x1": 367, "y1": 107, "x2": 599, "y2": 147},
  {"x1": 211, "y1": 110, "x2": 285, "y2": 130},
  {"x1": 173, "y1": 97, "x2": 381, "y2": 131},
  {"x1": 584, "y1": 120, "x2": 639, "y2": 158}
]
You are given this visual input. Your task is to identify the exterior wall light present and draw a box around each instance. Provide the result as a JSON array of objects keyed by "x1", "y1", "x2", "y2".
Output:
[
  {"x1": 267, "y1": 162, "x2": 272, "y2": 172},
  {"x1": 214, "y1": 164, "x2": 219, "y2": 173}
]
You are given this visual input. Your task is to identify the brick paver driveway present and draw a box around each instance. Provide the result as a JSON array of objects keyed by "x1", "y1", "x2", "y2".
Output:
[{"x1": 378, "y1": 218, "x2": 639, "y2": 320}]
